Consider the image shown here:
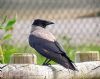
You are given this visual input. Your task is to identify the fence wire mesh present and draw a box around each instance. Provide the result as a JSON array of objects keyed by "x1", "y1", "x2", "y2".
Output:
[{"x1": 0, "y1": 0, "x2": 100, "y2": 50}]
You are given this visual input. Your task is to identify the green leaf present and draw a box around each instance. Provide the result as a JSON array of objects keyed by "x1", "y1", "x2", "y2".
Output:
[
  {"x1": 0, "y1": 45, "x2": 3, "y2": 55},
  {"x1": 5, "y1": 18, "x2": 16, "y2": 31},
  {"x1": 0, "y1": 26, "x2": 4, "y2": 29},
  {"x1": 3, "y1": 34, "x2": 12, "y2": 40}
]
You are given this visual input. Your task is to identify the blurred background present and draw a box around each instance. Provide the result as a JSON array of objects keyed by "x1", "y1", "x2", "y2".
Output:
[{"x1": 0, "y1": 0, "x2": 100, "y2": 64}]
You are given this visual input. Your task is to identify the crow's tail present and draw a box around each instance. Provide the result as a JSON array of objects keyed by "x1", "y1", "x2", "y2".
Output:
[{"x1": 57, "y1": 54, "x2": 78, "y2": 71}]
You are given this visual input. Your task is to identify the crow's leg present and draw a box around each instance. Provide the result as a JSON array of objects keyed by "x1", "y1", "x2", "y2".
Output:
[
  {"x1": 42, "y1": 59, "x2": 51, "y2": 65},
  {"x1": 46, "y1": 59, "x2": 51, "y2": 65},
  {"x1": 42, "y1": 58, "x2": 48, "y2": 65}
]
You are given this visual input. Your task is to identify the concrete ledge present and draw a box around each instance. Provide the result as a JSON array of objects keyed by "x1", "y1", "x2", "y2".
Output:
[{"x1": 0, "y1": 61, "x2": 100, "y2": 79}]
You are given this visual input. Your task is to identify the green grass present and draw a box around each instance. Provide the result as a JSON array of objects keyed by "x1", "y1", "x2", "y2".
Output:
[{"x1": 77, "y1": 44, "x2": 100, "y2": 51}]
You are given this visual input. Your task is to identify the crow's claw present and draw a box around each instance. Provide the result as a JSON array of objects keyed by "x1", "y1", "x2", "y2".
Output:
[{"x1": 43, "y1": 63, "x2": 51, "y2": 66}]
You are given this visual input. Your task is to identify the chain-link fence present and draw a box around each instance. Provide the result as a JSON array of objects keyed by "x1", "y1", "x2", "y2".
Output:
[{"x1": 0, "y1": 0, "x2": 100, "y2": 48}]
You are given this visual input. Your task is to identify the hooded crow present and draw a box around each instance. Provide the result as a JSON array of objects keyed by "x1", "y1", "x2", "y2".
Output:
[{"x1": 29, "y1": 19, "x2": 77, "y2": 71}]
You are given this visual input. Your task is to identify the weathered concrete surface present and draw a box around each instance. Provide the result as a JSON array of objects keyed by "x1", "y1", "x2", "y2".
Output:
[{"x1": 0, "y1": 61, "x2": 100, "y2": 79}]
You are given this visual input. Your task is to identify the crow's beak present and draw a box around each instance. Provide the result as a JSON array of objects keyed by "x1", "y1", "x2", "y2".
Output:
[
  {"x1": 50, "y1": 22, "x2": 54, "y2": 24},
  {"x1": 48, "y1": 21, "x2": 54, "y2": 25}
]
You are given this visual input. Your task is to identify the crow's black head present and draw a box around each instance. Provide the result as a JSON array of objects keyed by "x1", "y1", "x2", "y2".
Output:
[{"x1": 32, "y1": 19, "x2": 54, "y2": 28}]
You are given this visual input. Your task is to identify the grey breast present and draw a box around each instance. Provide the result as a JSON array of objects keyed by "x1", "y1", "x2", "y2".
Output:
[{"x1": 31, "y1": 26, "x2": 56, "y2": 42}]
